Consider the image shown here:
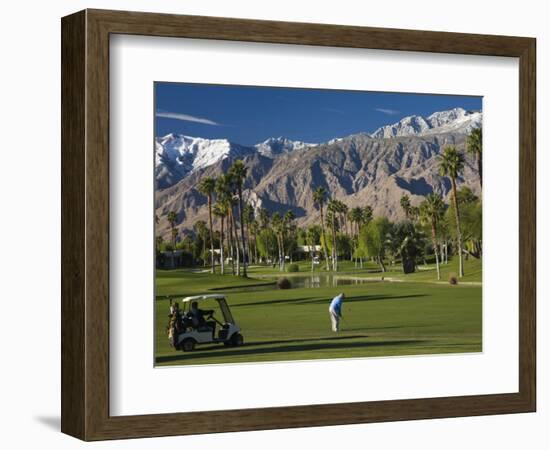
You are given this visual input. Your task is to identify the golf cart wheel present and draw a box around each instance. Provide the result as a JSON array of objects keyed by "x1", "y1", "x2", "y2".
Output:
[
  {"x1": 231, "y1": 333, "x2": 244, "y2": 347},
  {"x1": 181, "y1": 338, "x2": 196, "y2": 352}
]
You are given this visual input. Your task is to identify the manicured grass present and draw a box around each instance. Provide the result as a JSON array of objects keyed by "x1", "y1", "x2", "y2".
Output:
[
  {"x1": 246, "y1": 259, "x2": 380, "y2": 276},
  {"x1": 361, "y1": 257, "x2": 483, "y2": 283},
  {"x1": 246, "y1": 257, "x2": 482, "y2": 283},
  {"x1": 155, "y1": 262, "x2": 482, "y2": 366},
  {"x1": 155, "y1": 268, "x2": 275, "y2": 298}
]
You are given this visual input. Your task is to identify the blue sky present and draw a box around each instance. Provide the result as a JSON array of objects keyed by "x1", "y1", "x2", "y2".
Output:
[{"x1": 155, "y1": 82, "x2": 482, "y2": 145}]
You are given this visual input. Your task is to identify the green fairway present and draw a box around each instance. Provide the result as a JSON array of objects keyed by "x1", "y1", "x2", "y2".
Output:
[
  {"x1": 360, "y1": 258, "x2": 482, "y2": 283},
  {"x1": 155, "y1": 258, "x2": 482, "y2": 366}
]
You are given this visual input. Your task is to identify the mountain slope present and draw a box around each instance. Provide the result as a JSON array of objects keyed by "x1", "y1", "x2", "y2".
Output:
[
  {"x1": 371, "y1": 107, "x2": 481, "y2": 139},
  {"x1": 155, "y1": 134, "x2": 256, "y2": 189},
  {"x1": 155, "y1": 135, "x2": 315, "y2": 189}
]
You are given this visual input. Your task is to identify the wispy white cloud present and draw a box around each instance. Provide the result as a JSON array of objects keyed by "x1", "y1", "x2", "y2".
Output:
[
  {"x1": 156, "y1": 111, "x2": 221, "y2": 126},
  {"x1": 374, "y1": 108, "x2": 400, "y2": 115}
]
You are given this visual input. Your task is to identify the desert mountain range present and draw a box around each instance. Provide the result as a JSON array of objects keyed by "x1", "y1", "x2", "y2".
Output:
[{"x1": 155, "y1": 107, "x2": 481, "y2": 238}]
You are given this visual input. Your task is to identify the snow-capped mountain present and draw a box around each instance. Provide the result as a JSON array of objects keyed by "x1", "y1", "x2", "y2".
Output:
[
  {"x1": 155, "y1": 108, "x2": 482, "y2": 190},
  {"x1": 155, "y1": 134, "x2": 315, "y2": 189},
  {"x1": 155, "y1": 134, "x2": 255, "y2": 189},
  {"x1": 255, "y1": 137, "x2": 315, "y2": 157},
  {"x1": 370, "y1": 107, "x2": 482, "y2": 139}
]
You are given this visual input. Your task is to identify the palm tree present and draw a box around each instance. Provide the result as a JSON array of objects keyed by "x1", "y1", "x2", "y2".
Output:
[
  {"x1": 155, "y1": 235, "x2": 163, "y2": 253},
  {"x1": 362, "y1": 206, "x2": 373, "y2": 226},
  {"x1": 467, "y1": 128, "x2": 483, "y2": 189},
  {"x1": 313, "y1": 187, "x2": 330, "y2": 270},
  {"x1": 243, "y1": 204, "x2": 255, "y2": 264},
  {"x1": 198, "y1": 177, "x2": 216, "y2": 273},
  {"x1": 392, "y1": 221, "x2": 426, "y2": 274},
  {"x1": 420, "y1": 193, "x2": 446, "y2": 280},
  {"x1": 167, "y1": 211, "x2": 177, "y2": 267},
  {"x1": 339, "y1": 202, "x2": 349, "y2": 237},
  {"x1": 284, "y1": 210, "x2": 296, "y2": 263},
  {"x1": 154, "y1": 214, "x2": 161, "y2": 263},
  {"x1": 400, "y1": 194, "x2": 412, "y2": 220},
  {"x1": 327, "y1": 199, "x2": 340, "y2": 271},
  {"x1": 167, "y1": 211, "x2": 177, "y2": 244},
  {"x1": 229, "y1": 195, "x2": 240, "y2": 275},
  {"x1": 349, "y1": 207, "x2": 363, "y2": 266},
  {"x1": 306, "y1": 226, "x2": 320, "y2": 272},
  {"x1": 213, "y1": 202, "x2": 226, "y2": 275},
  {"x1": 439, "y1": 145, "x2": 466, "y2": 277},
  {"x1": 193, "y1": 220, "x2": 208, "y2": 266},
  {"x1": 229, "y1": 160, "x2": 249, "y2": 277},
  {"x1": 216, "y1": 175, "x2": 237, "y2": 275},
  {"x1": 258, "y1": 208, "x2": 270, "y2": 229},
  {"x1": 249, "y1": 219, "x2": 260, "y2": 264},
  {"x1": 272, "y1": 212, "x2": 284, "y2": 271},
  {"x1": 410, "y1": 206, "x2": 420, "y2": 223},
  {"x1": 171, "y1": 228, "x2": 178, "y2": 249},
  {"x1": 257, "y1": 208, "x2": 270, "y2": 264}
]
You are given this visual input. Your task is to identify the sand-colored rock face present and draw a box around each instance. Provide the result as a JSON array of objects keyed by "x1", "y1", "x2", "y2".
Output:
[{"x1": 155, "y1": 130, "x2": 480, "y2": 240}]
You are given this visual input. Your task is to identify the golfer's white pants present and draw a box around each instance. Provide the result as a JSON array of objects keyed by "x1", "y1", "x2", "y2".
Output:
[{"x1": 329, "y1": 309, "x2": 340, "y2": 332}]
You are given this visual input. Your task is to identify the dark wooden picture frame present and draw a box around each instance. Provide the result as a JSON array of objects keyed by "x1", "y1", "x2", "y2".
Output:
[{"x1": 61, "y1": 9, "x2": 536, "y2": 441}]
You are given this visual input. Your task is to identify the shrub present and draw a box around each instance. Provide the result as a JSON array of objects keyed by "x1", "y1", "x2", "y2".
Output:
[
  {"x1": 287, "y1": 263, "x2": 299, "y2": 273},
  {"x1": 449, "y1": 273, "x2": 458, "y2": 285},
  {"x1": 277, "y1": 277, "x2": 292, "y2": 289}
]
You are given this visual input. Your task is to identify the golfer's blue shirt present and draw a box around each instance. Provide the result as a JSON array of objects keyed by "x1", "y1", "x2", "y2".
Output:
[{"x1": 329, "y1": 295, "x2": 343, "y2": 315}]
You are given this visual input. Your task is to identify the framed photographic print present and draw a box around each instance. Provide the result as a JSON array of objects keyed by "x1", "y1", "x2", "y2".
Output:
[{"x1": 61, "y1": 9, "x2": 536, "y2": 441}]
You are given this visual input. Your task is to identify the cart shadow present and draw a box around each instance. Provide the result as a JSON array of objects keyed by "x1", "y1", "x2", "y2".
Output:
[{"x1": 155, "y1": 338, "x2": 427, "y2": 364}]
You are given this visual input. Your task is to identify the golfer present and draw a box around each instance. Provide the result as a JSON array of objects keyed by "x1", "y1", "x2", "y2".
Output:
[{"x1": 329, "y1": 293, "x2": 345, "y2": 332}]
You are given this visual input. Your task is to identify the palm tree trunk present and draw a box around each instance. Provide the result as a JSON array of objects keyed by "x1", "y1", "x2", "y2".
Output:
[
  {"x1": 202, "y1": 233, "x2": 206, "y2": 267},
  {"x1": 228, "y1": 210, "x2": 235, "y2": 275},
  {"x1": 254, "y1": 232, "x2": 258, "y2": 263},
  {"x1": 236, "y1": 187, "x2": 248, "y2": 277},
  {"x1": 231, "y1": 208, "x2": 241, "y2": 276},
  {"x1": 431, "y1": 221, "x2": 441, "y2": 280},
  {"x1": 477, "y1": 152, "x2": 483, "y2": 189},
  {"x1": 331, "y1": 218, "x2": 338, "y2": 271},
  {"x1": 171, "y1": 226, "x2": 175, "y2": 269},
  {"x1": 319, "y1": 205, "x2": 330, "y2": 271},
  {"x1": 451, "y1": 178, "x2": 464, "y2": 277},
  {"x1": 220, "y1": 217, "x2": 225, "y2": 275},
  {"x1": 207, "y1": 196, "x2": 215, "y2": 273},
  {"x1": 377, "y1": 254, "x2": 386, "y2": 272},
  {"x1": 246, "y1": 224, "x2": 253, "y2": 264},
  {"x1": 281, "y1": 232, "x2": 286, "y2": 271},
  {"x1": 277, "y1": 233, "x2": 283, "y2": 271}
]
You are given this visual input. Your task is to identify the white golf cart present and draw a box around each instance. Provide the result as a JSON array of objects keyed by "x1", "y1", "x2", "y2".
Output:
[{"x1": 174, "y1": 294, "x2": 244, "y2": 352}]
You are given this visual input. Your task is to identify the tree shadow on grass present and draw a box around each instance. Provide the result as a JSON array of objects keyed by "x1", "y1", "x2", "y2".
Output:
[
  {"x1": 155, "y1": 338, "x2": 427, "y2": 364},
  {"x1": 343, "y1": 324, "x2": 435, "y2": 332},
  {"x1": 300, "y1": 293, "x2": 428, "y2": 305},
  {"x1": 235, "y1": 293, "x2": 428, "y2": 308},
  {"x1": 249, "y1": 334, "x2": 370, "y2": 346},
  {"x1": 233, "y1": 296, "x2": 317, "y2": 307}
]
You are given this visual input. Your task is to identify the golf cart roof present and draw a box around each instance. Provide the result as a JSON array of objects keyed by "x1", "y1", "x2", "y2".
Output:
[{"x1": 181, "y1": 294, "x2": 227, "y2": 303}]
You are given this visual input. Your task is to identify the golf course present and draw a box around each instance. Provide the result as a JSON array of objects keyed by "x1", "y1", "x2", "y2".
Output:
[
  {"x1": 154, "y1": 90, "x2": 484, "y2": 367},
  {"x1": 155, "y1": 258, "x2": 482, "y2": 366}
]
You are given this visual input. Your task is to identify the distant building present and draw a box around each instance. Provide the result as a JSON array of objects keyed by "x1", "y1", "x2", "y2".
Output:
[{"x1": 296, "y1": 245, "x2": 322, "y2": 255}]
